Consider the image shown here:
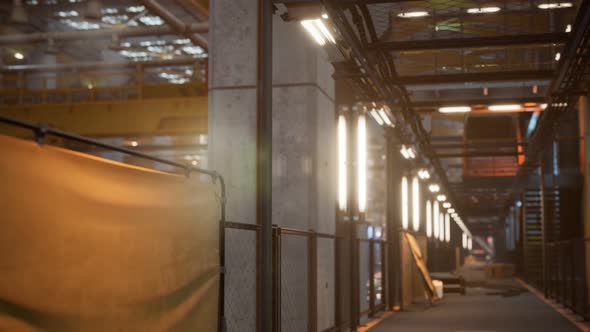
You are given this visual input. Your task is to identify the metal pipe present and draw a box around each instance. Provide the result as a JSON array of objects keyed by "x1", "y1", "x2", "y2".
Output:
[
  {"x1": 174, "y1": 0, "x2": 209, "y2": 21},
  {"x1": 139, "y1": 0, "x2": 208, "y2": 50},
  {"x1": 257, "y1": 0, "x2": 273, "y2": 330},
  {"x1": 0, "y1": 57, "x2": 200, "y2": 73},
  {"x1": 0, "y1": 24, "x2": 208, "y2": 45}
]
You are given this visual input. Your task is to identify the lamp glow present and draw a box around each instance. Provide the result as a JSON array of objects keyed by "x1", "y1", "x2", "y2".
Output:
[
  {"x1": 429, "y1": 184, "x2": 440, "y2": 193},
  {"x1": 378, "y1": 108, "x2": 393, "y2": 126},
  {"x1": 357, "y1": 115, "x2": 367, "y2": 213},
  {"x1": 439, "y1": 106, "x2": 471, "y2": 113},
  {"x1": 437, "y1": 194, "x2": 447, "y2": 202},
  {"x1": 467, "y1": 7, "x2": 501, "y2": 14},
  {"x1": 442, "y1": 202, "x2": 451, "y2": 209},
  {"x1": 426, "y1": 200, "x2": 432, "y2": 238},
  {"x1": 412, "y1": 176, "x2": 420, "y2": 231},
  {"x1": 313, "y1": 19, "x2": 335, "y2": 44},
  {"x1": 369, "y1": 109, "x2": 384, "y2": 126},
  {"x1": 445, "y1": 213, "x2": 450, "y2": 242},
  {"x1": 398, "y1": 11, "x2": 429, "y2": 18},
  {"x1": 439, "y1": 213, "x2": 444, "y2": 241},
  {"x1": 538, "y1": 2, "x2": 573, "y2": 9},
  {"x1": 301, "y1": 20, "x2": 325, "y2": 45},
  {"x1": 338, "y1": 115, "x2": 347, "y2": 211},
  {"x1": 402, "y1": 176, "x2": 409, "y2": 230},
  {"x1": 14, "y1": 52, "x2": 24, "y2": 60},
  {"x1": 433, "y1": 201, "x2": 439, "y2": 239},
  {"x1": 448, "y1": 208, "x2": 455, "y2": 214},
  {"x1": 400, "y1": 145, "x2": 410, "y2": 159},
  {"x1": 489, "y1": 104, "x2": 522, "y2": 112},
  {"x1": 418, "y1": 169, "x2": 430, "y2": 179}
]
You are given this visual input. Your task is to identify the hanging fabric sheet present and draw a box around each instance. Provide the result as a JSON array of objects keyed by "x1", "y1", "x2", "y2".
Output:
[{"x1": 0, "y1": 134, "x2": 220, "y2": 332}]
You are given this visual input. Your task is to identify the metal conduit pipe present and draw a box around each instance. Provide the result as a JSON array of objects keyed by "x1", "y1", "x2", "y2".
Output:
[
  {"x1": 139, "y1": 0, "x2": 208, "y2": 50},
  {"x1": 0, "y1": 57, "x2": 200, "y2": 73},
  {"x1": 0, "y1": 24, "x2": 208, "y2": 45}
]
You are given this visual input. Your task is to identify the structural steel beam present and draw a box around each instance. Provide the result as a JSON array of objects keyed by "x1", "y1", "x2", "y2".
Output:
[
  {"x1": 390, "y1": 70, "x2": 555, "y2": 85},
  {"x1": 373, "y1": 33, "x2": 570, "y2": 52},
  {"x1": 0, "y1": 24, "x2": 208, "y2": 45},
  {"x1": 139, "y1": 0, "x2": 208, "y2": 49},
  {"x1": 0, "y1": 96, "x2": 208, "y2": 137},
  {"x1": 279, "y1": 0, "x2": 417, "y2": 3},
  {"x1": 433, "y1": 151, "x2": 522, "y2": 158},
  {"x1": 0, "y1": 57, "x2": 198, "y2": 72},
  {"x1": 411, "y1": 96, "x2": 548, "y2": 109},
  {"x1": 174, "y1": 0, "x2": 209, "y2": 21}
]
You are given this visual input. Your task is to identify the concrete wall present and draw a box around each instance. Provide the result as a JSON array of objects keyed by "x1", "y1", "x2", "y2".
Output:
[{"x1": 208, "y1": 2, "x2": 336, "y2": 331}]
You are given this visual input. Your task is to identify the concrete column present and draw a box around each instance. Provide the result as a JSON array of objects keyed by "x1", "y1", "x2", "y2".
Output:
[{"x1": 208, "y1": 2, "x2": 336, "y2": 331}]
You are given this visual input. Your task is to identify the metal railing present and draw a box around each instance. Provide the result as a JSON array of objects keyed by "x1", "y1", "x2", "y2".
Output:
[
  {"x1": 0, "y1": 65, "x2": 206, "y2": 105},
  {"x1": 223, "y1": 221, "x2": 387, "y2": 332},
  {"x1": 544, "y1": 238, "x2": 589, "y2": 320}
]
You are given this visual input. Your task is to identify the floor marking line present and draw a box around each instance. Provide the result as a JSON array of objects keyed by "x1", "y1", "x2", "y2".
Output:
[{"x1": 359, "y1": 311, "x2": 393, "y2": 332}]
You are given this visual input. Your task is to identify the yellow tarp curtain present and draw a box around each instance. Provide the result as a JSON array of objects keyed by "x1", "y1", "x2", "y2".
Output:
[{"x1": 0, "y1": 134, "x2": 220, "y2": 332}]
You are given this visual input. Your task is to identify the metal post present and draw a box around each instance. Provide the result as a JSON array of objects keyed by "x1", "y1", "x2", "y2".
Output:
[
  {"x1": 272, "y1": 227, "x2": 281, "y2": 332},
  {"x1": 348, "y1": 107, "x2": 360, "y2": 330},
  {"x1": 540, "y1": 165, "x2": 547, "y2": 291},
  {"x1": 369, "y1": 239, "x2": 375, "y2": 317},
  {"x1": 308, "y1": 232, "x2": 318, "y2": 332},
  {"x1": 385, "y1": 129, "x2": 402, "y2": 310},
  {"x1": 257, "y1": 0, "x2": 273, "y2": 331}
]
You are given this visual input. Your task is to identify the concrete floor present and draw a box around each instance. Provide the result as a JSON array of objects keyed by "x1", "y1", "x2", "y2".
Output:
[{"x1": 369, "y1": 286, "x2": 581, "y2": 332}]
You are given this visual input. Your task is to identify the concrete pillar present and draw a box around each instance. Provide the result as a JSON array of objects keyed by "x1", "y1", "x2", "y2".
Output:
[{"x1": 208, "y1": 2, "x2": 336, "y2": 331}]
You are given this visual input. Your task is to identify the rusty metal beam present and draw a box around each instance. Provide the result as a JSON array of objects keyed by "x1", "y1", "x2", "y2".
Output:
[
  {"x1": 373, "y1": 33, "x2": 570, "y2": 52},
  {"x1": 0, "y1": 24, "x2": 208, "y2": 45},
  {"x1": 390, "y1": 70, "x2": 555, "y2": 85},
  {"x1": 0, "y1": 96, "x2": 207, "y2": 137}
]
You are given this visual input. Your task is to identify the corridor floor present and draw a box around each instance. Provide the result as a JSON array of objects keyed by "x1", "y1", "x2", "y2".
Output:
[{"x1": 369, "y1": 286, "x2": 583, "y2": 332}]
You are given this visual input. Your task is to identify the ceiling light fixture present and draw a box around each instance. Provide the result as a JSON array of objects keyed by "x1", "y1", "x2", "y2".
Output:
[
  {"x1": 448, "y1": 208, "x2": 455, "y2": 213},
  {"x1": 467, "y1": 7, "x2": 501, "y2": 14},
  {"x1": 301, "y1": 19, "x2": 335, "y2": 46},
  {"x1": 429, "y1": 184, "x2": 440, "y2": 193},
  {"x1": 439, "y1": 106, "x2": 471, "y2": 113},
  {"x1": 488, "y1": 104, "x2": 522, "y2": 112},
  {"x1": 437, "y1": 194, "x2": 447, "y2": 202},
  {"x1": 538, "y1": 2, "x2": 573, "y2": 9},
  {"x1": 418, "y1": 169, "x2": 430, "y2": 180},
  {"x1": 378, "y1": 108, "x2": 393, "y2": 126},
  {"x1": 369, "y1": 109, "x2": 384, "y2": 126},
  {"x1": 398, "y1": 11, "x2": 429, "y2": 18},
  {"x1": 555, "y1": 52, "x2": 561, "y2": 61},
  {"x1": 400, "y1": 145, "x2": 416, "y2": 160},
  {"x1": 442, "y1": 202, "x2": 451, "y2": 209},
  {"x1": 14, "y1": 52, "x2": 24, "y2": 60}
]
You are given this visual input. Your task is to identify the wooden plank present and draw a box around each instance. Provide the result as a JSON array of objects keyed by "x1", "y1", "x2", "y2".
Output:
[{"x1": 403, "y1": 232, "x2": 438, "y2": 302}]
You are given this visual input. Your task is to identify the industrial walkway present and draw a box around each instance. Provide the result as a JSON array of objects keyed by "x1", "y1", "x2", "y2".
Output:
[{"x1": 370, "y1": 284, "x2": 582, "y2": 332}]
